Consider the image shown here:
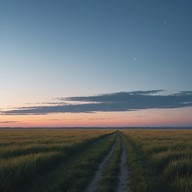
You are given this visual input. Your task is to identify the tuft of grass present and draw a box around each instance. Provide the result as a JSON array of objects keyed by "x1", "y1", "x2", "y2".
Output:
[
  {"x1": 171, "y1": 175, "x2": 192, "y2": 192},
  {"x1": 151, "y1": 150, "x2": 192, "y2": 170},
  {"x1": 164, "y1": 159, "x2": 192, "y2": 179}
]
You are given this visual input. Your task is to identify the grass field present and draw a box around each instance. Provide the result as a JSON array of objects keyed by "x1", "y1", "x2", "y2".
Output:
[
  {"x1": 122, "y1": 129, "x2": 192, "y2": 192},
  {"x1": 0, "y1": 129, "x2": 191, "y2": 192},
  {"x1": 0, "y1": 129, "x2": 115, "y2": 192}
]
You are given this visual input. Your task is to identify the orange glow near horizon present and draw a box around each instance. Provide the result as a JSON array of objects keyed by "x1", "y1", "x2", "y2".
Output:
[{"x1": 0, "y1": 108, "x2": 192, "y2": 127}]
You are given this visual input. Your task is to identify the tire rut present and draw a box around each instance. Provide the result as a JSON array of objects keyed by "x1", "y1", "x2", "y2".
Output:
[
  {"x1": 85, "y1": 141, "x2": 116, "y2": 192},
  {"x1": 116, "y1": 143, "x2": 130, "y2": 192}
]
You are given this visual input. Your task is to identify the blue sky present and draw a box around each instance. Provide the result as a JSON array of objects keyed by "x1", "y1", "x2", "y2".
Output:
[{"x1": 0, "y1": 0, "x2": 192, "y2": 127}]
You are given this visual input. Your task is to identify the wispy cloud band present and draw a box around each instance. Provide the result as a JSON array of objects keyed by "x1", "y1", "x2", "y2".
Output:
[
  {"x1": 0, "y1": 121, "x2": 19, "y2": 124},
  {"x1": 1, "y1": 90, "x2": 192, "y2": 115}
]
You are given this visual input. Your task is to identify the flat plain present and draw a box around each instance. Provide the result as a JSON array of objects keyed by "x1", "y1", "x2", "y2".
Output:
[{"x1": 0, "y1": 129, "x2": 191, "y2": 192}]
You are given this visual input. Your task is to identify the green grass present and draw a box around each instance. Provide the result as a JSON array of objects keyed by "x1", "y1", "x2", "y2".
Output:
[
  {"x1": 26, "y1": 133, "x2": 116, "y2": 192},
  {"x1": 171, "y1": 175, "x2": 192, "y2": 192},
  {"x1": 122, "y1": 134, "x2": 161, "y2": 192},
  {"x1": 122, "y1": 130, "x2": 192, "y2": 192},
  {"x1": 164, "y1": 159, "x2": 192, "y2": 179},
  {"x1": 0, "y1": 152, "x2": 64, "y2": 192},
  {"x1": 1, "y1": 129, "x2": 191, "y2": 192},
  {"x1": 98, "y1": 133, "x2": 121, "y2": 192},
  {"x1": 0, "y1": 129, "x2": 115, "y2": 192}
]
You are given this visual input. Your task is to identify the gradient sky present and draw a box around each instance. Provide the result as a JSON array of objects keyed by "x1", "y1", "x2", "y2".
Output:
[{"x1": 0, "y1": 0, "x2": 192, "y2": 127}]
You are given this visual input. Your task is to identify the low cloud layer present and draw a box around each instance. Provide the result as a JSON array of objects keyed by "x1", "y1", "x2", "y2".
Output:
[
  {"x1": 0, "y1": 121, "x2": 19, "y2": 124},
  {"x1": 1, "y1": 90, "x2": 192, "y2": 115}
]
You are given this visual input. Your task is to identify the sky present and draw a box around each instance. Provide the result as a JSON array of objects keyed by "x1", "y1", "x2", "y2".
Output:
[{"x1": 0, "y1": 0, "x2": 192, "y2": 127}]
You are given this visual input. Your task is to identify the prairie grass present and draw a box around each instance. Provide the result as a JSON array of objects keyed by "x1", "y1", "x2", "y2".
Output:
[
  {"x1": 0, "y1": 152, "x2": 64, "y2": 192},
  {"x1": 1, "y1": 129, "x2": 191, "y2": 192},
  {"x1": 122, "y1": 134, "x2": 159, "y2": 192},
  {"x1": 0, "y1": 129, "x2": 114, "y2": 192},
  {"x1": 171, "y1": 175, "x2": 192, "y2": 192},
  {"x1": 164, "y1": 159, "x2": 192, "y2": 178},
  {"x1": 26, "y1": 133, "x2": 116, "y2": 192},
  {"x1": 151, "y1": 150, "x2": 192, "y2": 170},
  {"x1": 121, "y1": 129, "x2": 192, "y2": 192},
  {"x1": 0, "y1": 129, "x2": 112, "y2": 147}
]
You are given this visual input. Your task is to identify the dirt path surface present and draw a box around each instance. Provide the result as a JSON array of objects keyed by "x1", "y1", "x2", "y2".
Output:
[
  {"x1": 116, "y1": 143, "x2": 130, "y2": 192},
  {"x1": 85, "y1": 142, "x2": 116, "y2": 192}
]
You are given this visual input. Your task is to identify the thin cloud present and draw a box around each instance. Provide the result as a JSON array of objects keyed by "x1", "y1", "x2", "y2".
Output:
[
  {"x1": 1, "y1": 90, "x2": 192, "y2": 115},
  {"x1": 135, "y1": 115, "x2": 146, "y2": 118},
  {"x1": 88, "y1": 117, "x2": 113, "y2": 120},
  {"x1": 0, "y1": 121, "x2": 20, "y2": 124}
]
